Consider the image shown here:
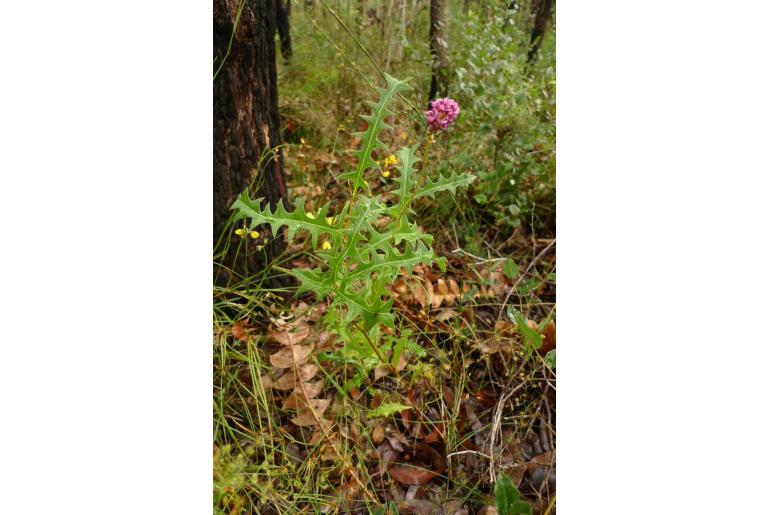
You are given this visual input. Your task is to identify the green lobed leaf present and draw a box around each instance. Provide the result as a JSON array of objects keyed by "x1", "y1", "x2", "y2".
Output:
[
  {"x1": 338, "y1": 74, "x2": 411, "y2": 194},
  {"x1": 414, "y1": 171, "x2": 477, "y2": 200},
  {"x1": 392, "y1": 144, "x2": 420, "y2": 210},
  {"x1": 231, "y1": 193, "x2": 341, "y2": 249},
  {"x1": 368, "y1": 402, "x2": 412, "y2": 419}
]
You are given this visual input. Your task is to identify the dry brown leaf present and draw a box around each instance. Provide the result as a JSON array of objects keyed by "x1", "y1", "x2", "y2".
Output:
[
  {"x1": 269, "y1": 345, "x2": 312, "y2": 369},
  {"x1": 291, "y1": 398, "x2": 331, "y2": 426},
  {"x1": 374, "y1": 365, "x2": 391, "y2": 381},
  {"x1": 282, "y1": 393, "x2": 301, "y2": 410},
  {"x1": 473, "y1": 339, "x2": 502, "y2": 355},
  {"x1": 396, "y1": 351, "x2": 409, "y2": 372},
  {"x1": 435, "y1": 308, "x2": 459, "y2": 323},
  {"x1": 297, "y1": 379, "x2": 325, "y2": 399},
  {"x1": 388, "y1": 464, "x2": 439, "y2": 486},
  {"x1": 372, "y1": 425, "x2": 385, "y2": 445},
  {"x1": 540, "y1": 320, "x2": 556, "y2": 354},
  {"x1": 319, "y1": 438, "x2": 341, "y2": 462},
  {"x1": 272, "y1": 364, "x2": 319, "y2": 390},
  {"x1": 270, "y1": 325, "x2": 310, "y2": 346},
  {"x1": 260, "y1": 374, "x2": 272, "y2": 389},
  {"x1": 386, "y1": 431, "x2": 409, "y2": 452},
  {"x1": 396, "y1": 500, "x2": 441, "y2": 515}
]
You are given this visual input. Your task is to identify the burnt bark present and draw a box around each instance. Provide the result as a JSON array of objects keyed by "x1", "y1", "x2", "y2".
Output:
[
  {"x1": 527, "y1": 0, "x2": 554, "y2": 63},
  {"x1": 428, "y1": 0, "x2": 449, "y2": 101},
  {"x1": 276, "y1": 0, "x2": 292, "y2": 61},
  {"x1": 214, "y1": 0, "x2": 288, "y2": 272}
]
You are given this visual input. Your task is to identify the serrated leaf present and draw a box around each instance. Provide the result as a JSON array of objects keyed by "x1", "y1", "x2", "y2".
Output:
[
  {"x1": 292, "y1": 267, "x2": 333, "y2": 297},
  {"x1": 231, "y1": 194, "x2": 341, "y2": 249},
  {"x1": 368, "y1": 402, "x2": 412, "y2": 418},
  {"x1": 392, "y1": 144, "x2": 420, "y2": 209},
  {"x1": 345, "y1": 241, "x2": 435, "y2": 283},
  {"x1": 341, "y1": 74, "x2": 411, "y2": 194},
  {"x1": 415, "y1": 171, "x2": 476, "y2": 200}
]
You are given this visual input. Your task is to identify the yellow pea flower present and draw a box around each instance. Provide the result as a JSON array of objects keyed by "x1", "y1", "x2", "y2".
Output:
[
  {"x1": 234, "y1": 228, "x2": 246, "y2": 237},
  {"x1": 249, "y1": 231, "x2": 259, "y2": 239},
  {"x1": 322, "y1": 241, "x2": 332, "y2": 250},
  {"x1": 382, "y1": 170, "x2": 390, "y2": 178},
  {"x1": 326, "y1": 216, "x2": 334, "y2": 225},
  {"x1": 306, "y1": 212, "x2": 316, "y2": 220}
]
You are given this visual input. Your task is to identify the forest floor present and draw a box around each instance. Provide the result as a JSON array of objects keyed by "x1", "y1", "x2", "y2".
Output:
[{"x1": 214, "y1": 136, "x2": 556, "y2": 515}]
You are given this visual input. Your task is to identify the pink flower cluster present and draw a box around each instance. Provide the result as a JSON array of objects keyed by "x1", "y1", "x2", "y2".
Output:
[{"x1": 425, "y1": 98, "x2": 460, "y2": 132}]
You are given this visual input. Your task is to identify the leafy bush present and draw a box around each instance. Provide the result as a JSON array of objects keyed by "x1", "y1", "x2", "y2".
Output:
[{"x1": 450, "y1": 7, "x2": 555, "y2": 232}]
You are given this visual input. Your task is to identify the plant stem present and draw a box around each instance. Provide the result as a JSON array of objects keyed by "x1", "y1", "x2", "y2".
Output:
[{"x1": 356, "y1": 323, "x2": 397, "y2": 375}]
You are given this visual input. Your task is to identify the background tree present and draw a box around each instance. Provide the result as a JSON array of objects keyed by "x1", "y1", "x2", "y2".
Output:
[
  {"x1": 428, "y1": 0, "x2": 449, "y2": 101},
  {"x1": 276, "y1": 0, "x2": 292, "y2": 61},
  {"x1": 213, "y1": 0, "x2": 288, "y2": 266},
  {"x1": 527, "y1": 0, "x2": 554, "y2": 63}
]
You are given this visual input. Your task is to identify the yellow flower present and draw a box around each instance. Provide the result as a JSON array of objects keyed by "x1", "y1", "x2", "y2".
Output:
[
  {"x1": 322, "y1": 241, "x2": 332, "y2": 250},
  {"x1": 249, "y1": 231, "x2": 259, "y2": 239},
  {"x1": 384, "y1": 154, "x2": 398, "y2": 166},
  {"x1": 326, "y1": 216, "x2": 334, "y2": 225},
  {"x1": 234, "y1": 228, "x2": 246, "y2": 237},
  {"x1": 382, "y1": 170, "x2": 390, "y2": 178},
  {"x1": 306, "y1": 212, "x2": 315, "y2": 220}
]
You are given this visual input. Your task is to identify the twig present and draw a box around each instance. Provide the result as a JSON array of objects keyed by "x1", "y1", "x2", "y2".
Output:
[
  {"x1": 446, "y1": 450, "x2": 493, "y2": 460},
  {"x1": 452, "y1": 247, "x2": 507, "y2": 264},
  {"x1": 487, "y1": 381, "x2": 527, "y2": 483}
]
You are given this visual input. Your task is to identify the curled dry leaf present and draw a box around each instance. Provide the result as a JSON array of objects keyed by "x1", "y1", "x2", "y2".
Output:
[
  {"x1": 230, "y1": 321, "x2": 249, "y2": 342},
  {"x1": 388, "y1": 464, "x2": 440, "y2": 486},
  {"x1": 297, "y1": 378, "x2": 325, "y2": 399},
  {"x1": 281, "y1": 381, "x2": 325, "y2": 409},
  {"x1": 435, "y1": 308, "x2": 460, "y2": 323},
  {"x1": 539, "y1": 320, "x2": 556, "y2": 355},
  {"x1": 269, "y1": 345, "x2": 312, "y2": 369},
  {"x1": 291, "y1": 398, "x2": 331, "y2": 426},
  {"x1": 272, "y1": 364, "x2": 319, "y2": 390},
  {"x1": 372, "y1": 424, "x2": 386, "y2": 445},
  {"x1": 270, "y1": 324, "x2": 311, "y2": 346},
  {"x1": 374, "y1": 364, "x2": 392, "y2": 382},
  {"x1": 388, "y1": 443, "x2": 446, "y2": 486}
]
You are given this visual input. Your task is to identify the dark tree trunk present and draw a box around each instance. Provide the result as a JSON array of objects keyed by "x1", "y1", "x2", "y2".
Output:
[
  {"x1": 527, "y1": 0, "x2": 553, "y2": 63},
  {"x1": 213, "y1": 0, "x2": 288, "y2": 270},
  {"x1": 276, "y1": 0, "x2": 292, "y2": 61},
  {"x1": 428, "y1": 0, "x2": 449, "y2": 101}
]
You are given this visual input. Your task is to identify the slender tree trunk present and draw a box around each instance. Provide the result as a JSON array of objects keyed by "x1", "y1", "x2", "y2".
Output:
[
  {"x1": 527, "y1": 0, "x2": 553, "y2": 63},
  {"x1": 428, "y1": 0, "x2": 449, "y2": 101},
  {"x1": 276, "y1": 0, "x2": 292, "y2": 61},
  {"x1": 213, "y1": 0, "x2": 288, "y2": 268}
]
